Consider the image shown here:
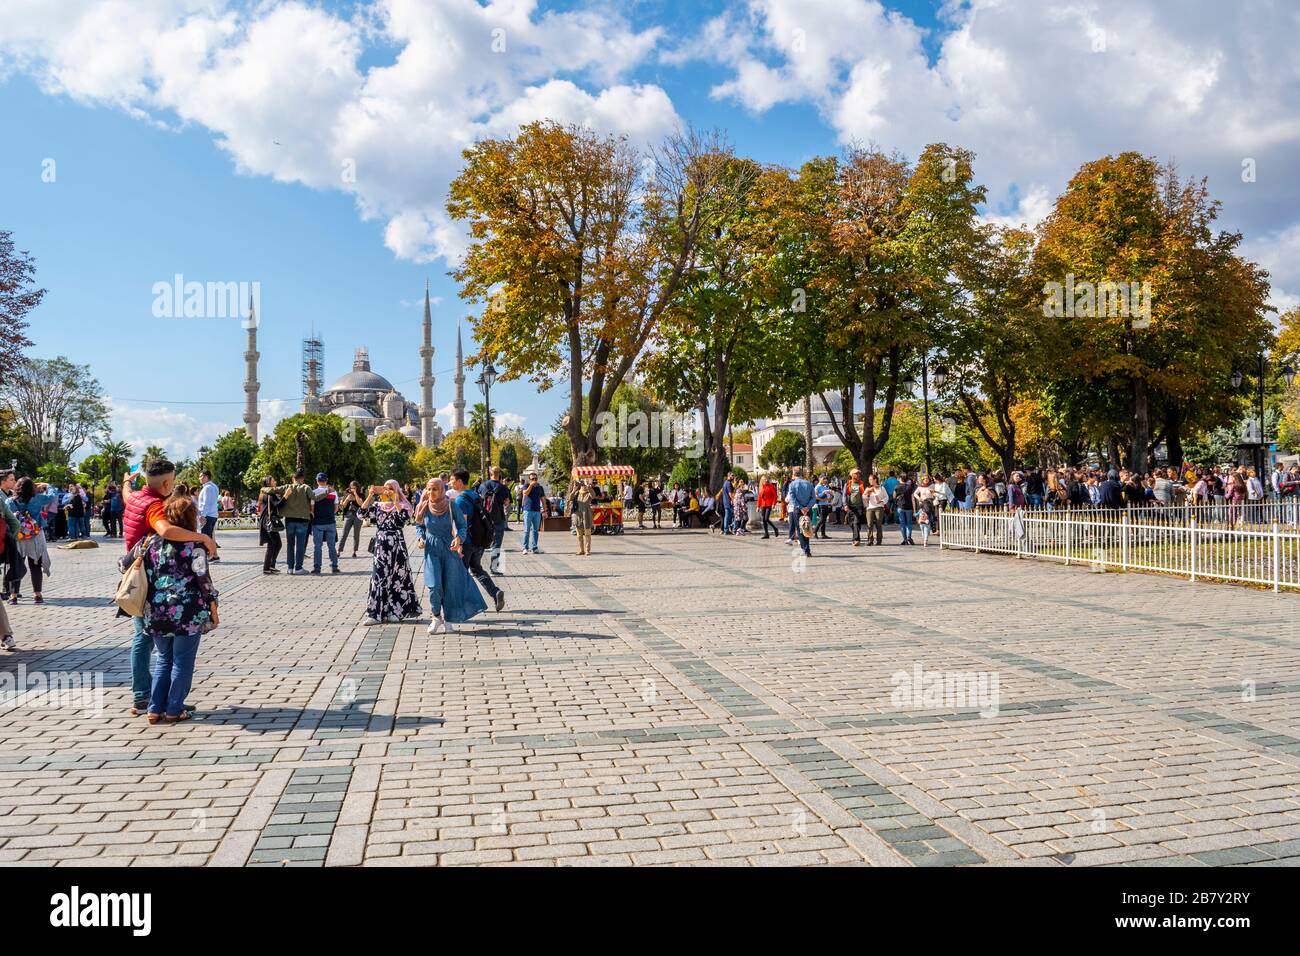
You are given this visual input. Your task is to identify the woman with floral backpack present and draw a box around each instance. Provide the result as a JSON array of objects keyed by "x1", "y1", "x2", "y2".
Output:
[{"x1": 6, "y1": 478, "x2": 54, "y2": 606}]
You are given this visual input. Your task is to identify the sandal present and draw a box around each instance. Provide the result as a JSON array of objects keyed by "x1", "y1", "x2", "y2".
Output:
[
  {"x1": 163, "y1": 710, "x2": 192, "y2": 723},
  {"x1": 146, "y1": 713, "x2": 161, "y2": 724}
]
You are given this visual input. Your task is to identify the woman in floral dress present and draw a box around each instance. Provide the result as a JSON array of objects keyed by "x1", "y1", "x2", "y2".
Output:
[{"x1": 360, "y1": 480, "x2": 421, "y2": 625}]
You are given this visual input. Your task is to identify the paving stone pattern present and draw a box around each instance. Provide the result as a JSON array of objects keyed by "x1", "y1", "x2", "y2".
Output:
[{"x1": 2, "y1": 519, "x2": 1300, "y2": 867}]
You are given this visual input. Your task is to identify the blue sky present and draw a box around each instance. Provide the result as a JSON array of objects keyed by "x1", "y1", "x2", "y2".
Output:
[{"x1": 2, "y1": 0, "x2": 1297, "y2": 460}]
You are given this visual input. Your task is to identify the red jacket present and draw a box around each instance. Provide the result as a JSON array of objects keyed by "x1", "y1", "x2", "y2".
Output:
[
  {"x1": 124, "y1": 484, "x2": 166, "y2": 552},
  {"x1": 757, "y1": 483, "x2": 778, "y2": 508}
]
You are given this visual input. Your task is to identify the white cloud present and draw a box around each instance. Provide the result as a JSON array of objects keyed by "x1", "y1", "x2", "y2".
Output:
[
  {"x1": 0, "y1": 0, "x2": 680, "y2": 264},
  {"x1": 105, "y1": 399, "x2": 234, "y2": 463},
  {"x1": 700, "y1": 0, "x2": 1300, "y2": 299}
]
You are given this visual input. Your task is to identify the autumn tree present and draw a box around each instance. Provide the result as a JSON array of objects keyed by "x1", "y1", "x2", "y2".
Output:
[
  {"x1": 1034, "y1": 153, "x2": 1271, "y2": 470},
  {"x1": 449, "y1": 121, "x2": 739, "y2": 467},
  {"x1": 944, "y1": 226, "x2": 1045, "y2": 474},
  {"x1": 772, "y1": 144, "x2": 985, "y2": 476}
]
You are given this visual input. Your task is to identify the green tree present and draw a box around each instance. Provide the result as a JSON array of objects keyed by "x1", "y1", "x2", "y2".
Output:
[
  {"x1": 641, "y1": 157, "x2": 783, "y2": 490},
  {"x1": 758, "y1": 430, "x2": 804, "y2": 469},
  {"x1": 78, "y1": 452, "x2": 108, "y2": 494},
  {"x1": 372, "y1": 431, "x2": 419, "y2": 486},
  {"x1": 498, "y1": 442, "x2": 519, "y2": 480},
  {"x1": 0, "y1": 230, "x2": 44, "y2": 377},
  {"x1": 244, "y1": 414, "x2": 377, "y2": 489},
  {"x1": 97, "y1": 437, "x2": 133, "y2": 479},
  {"x1": 208, "y1": 429, "x2": 257, "y2": 502},
  {"x1": 0, "y1": 356, "x2": 111, "y2": 465},
  {"x1": 144, "y1": 445, "x2": 167, "y2": 465}
]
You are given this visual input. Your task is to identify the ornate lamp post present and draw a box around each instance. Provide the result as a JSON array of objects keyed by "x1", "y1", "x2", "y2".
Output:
[
  {"x1": 476, "y1": 360, "x2": 498, "y2": 479},
  {"x1": 1232, "y1": 354, "x2": 1295, "y2": 475}
]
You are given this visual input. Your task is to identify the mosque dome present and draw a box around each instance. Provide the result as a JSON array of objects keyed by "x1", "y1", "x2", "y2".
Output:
[
  {"x1": 324, "y1": 347, "x2": 394, "y2": 395},
  {"x1": 329, "y1": 404, "x2": 378, "y2": 419}
]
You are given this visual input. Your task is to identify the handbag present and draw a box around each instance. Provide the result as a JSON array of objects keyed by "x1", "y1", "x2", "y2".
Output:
[
  {"x1": 367, "y1": 535, "x2": 376, "y2": 554},
  {"x1": 114, "y1": 535, "x2": 153, "y2": 617}
]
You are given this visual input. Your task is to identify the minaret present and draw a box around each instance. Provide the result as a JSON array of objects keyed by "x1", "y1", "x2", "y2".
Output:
[
  {"x1": 242, "y1": 292, "x2": 260, "y2": 443},
  {"x1": 453, "y1": 318, "x2": 466, "y2": 431},
  {"x1": 419, "y1": 279, "x2": 436, "y2": 448}
]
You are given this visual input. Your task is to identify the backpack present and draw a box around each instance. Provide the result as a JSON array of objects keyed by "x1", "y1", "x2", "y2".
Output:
[
  {"x1": 466, "y1": 494, "x2": 494, "y2": 549},
  {"x1": 15, "y1": 507, "x2": 40, "y2": 541}
]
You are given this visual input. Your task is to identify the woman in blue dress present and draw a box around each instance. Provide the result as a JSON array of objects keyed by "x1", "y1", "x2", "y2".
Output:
[{"x1": 414, "y1": 477, "x2": 486, "y2": 634}]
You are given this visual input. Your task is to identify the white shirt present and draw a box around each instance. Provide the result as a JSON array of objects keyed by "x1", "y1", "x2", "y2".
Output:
[{"x1": 197, "y1": 480, "x2": 220, "y2": 518}]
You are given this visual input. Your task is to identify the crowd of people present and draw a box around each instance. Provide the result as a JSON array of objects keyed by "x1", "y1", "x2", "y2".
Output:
[{"x1": 7, "y1": 450, "x2": 1299, "y2": 724}]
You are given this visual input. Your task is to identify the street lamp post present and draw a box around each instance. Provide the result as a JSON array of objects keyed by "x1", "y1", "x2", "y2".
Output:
[
  {"x1": 476, "y1": 360, "x2": 498, "y2": 480},
  {"x1": 1232, "y1": 353, "x2": 1295, "y2": 476},
  {"x1": 905, "y1": 356, "x2": 947, "y2": 477}
]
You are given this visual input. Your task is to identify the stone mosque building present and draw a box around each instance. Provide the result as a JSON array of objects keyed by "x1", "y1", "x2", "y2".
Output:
[{"x1": 241, "y1": 282, "x2": 464, "y2": 448}]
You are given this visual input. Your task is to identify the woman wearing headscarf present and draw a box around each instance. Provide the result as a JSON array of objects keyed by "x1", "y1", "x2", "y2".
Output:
[
  {"x1": 415, "y1": 477, "x2": 486, "y2": 634},
  {"x1": 359, "y1": 480, "x2": 421, "y2": 625},
  {"x1": 568, "y1": 479, "x2": 594, "y2": 555}
]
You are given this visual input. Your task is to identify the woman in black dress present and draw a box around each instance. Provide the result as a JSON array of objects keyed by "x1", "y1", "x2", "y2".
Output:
[{"x1": 360, "y1": 480, "x2": 421, "y2": 625}]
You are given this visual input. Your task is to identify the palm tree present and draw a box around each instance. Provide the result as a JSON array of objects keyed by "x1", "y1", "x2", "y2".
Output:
[
  {"x1": 143, "y1": 444, "x2": 166, "y2": 466},
  {"x1": 97, "y1": 438, "x2": 133, "y2": 479}
]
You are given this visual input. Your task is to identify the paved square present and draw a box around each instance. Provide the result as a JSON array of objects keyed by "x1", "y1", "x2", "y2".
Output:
[{"x1": 3, "y1": 522, "x2": 1300, "y2": 866}]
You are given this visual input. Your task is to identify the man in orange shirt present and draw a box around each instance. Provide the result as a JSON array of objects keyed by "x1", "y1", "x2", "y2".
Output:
[{"x1": 122, "y1": 459, "x2": 216, "y2": 715}]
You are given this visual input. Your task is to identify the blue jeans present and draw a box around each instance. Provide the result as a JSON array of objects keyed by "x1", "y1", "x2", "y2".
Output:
[
  {"x1": 491, "y1": 520, "x2": 506, "y2": 565},
  {"x1": 1027, "y1": 494, "x2": 1042, "y2": 508},
  {"x1": 284, "y1": 519, "x2": 309, "y2": 570},
  {"x1": 722, "y1": 505, "x2": 733, "y2": 534},
  {"x1": 523, "y1": 510, "x2": 541, "y2": 551},
  {"x1": 149, "y1": 632, "x2": 201, "y2": 717},
  {"x1": 312, "y1": 523, "x2": 338, "y2": 571},
  {"x1": 898, "y1": 508, "x2": 914, "y2": 542},
  {"x1": 131, "y1": 616, "x2": 152, "y2": 704}
]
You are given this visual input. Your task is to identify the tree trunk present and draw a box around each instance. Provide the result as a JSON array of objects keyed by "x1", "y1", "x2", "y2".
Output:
[
  {"x1": 1130, "y1": 376, "x2": 1150, "y2": 472},
  {"x1": 803, "y1": 396, "x2": 813, "y2": 473},
  {"x1": 1164, "y1": 403, "x2": 1183, "y2": 469}
]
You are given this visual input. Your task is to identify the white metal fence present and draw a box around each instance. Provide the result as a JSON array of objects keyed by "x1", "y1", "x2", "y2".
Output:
[
  {"x1": 939, "y1": 508, "x2": 1300, "y2": 592},
  {"x1": 1014, "y1": 500, "x2": 1300, "y2": 527}
]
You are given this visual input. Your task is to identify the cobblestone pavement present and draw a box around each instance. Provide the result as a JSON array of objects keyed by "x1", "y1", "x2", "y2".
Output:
[{"x1": 3, "y1": 520, "x2": 1300, "y2": 867}]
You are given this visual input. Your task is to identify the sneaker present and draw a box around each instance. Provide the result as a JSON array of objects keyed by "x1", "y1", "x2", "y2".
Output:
[
  {"x1": 1, "y1": 635, "x2": 15, "y2": 651},
  {"x1": 364, "y1": 616, "x2": 381, "y2": 626},
  {"x1": 264, "y1": 568, "x2": 281, "y2": 574},
  {"x1": 310, "y1": 569, "x2": 321, "y2": 575},
  {"x1": 489, "y1": 563, "x2": 501, "y2": 575},
  {"x1": 533, "y1": 548, "x2": 543, "y2": 554},
  {"x1": 33, "y1": 596, "x2": 43, "y2": 605},
  {"x1": 494, "y1": 591, "x2": 506, "y2": 612},
  {"x1": 444, "y1": 619, "x2": 456, "y2": 633},
  {"x1": 331, "y1": 567, "x2": 340, "y2": 574},
  {"x1": 7, "y1": 596, "x2": 16, "y2": 605},
  {"x1": 428, "y1": 615, "x2": 444, "y2": 634}
]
